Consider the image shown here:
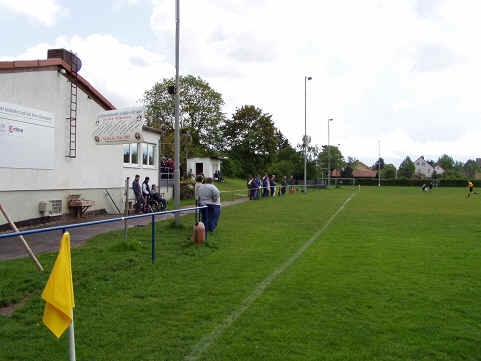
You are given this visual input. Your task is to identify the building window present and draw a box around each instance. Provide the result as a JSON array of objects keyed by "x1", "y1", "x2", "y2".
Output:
[
  {"x1": 123, "y1": 143, "x2": 139, "y2": 165},
  {"x1": 123, "y1": 142, "x2": 155, "y2": 167},
  {"x1": 142, "y1": 143, "x2": 155, "y2": 167}
]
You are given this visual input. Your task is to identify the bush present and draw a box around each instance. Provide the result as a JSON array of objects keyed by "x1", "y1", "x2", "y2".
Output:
[{"x1": 353, "y1": 178, "x2": 477, "y2": 187}]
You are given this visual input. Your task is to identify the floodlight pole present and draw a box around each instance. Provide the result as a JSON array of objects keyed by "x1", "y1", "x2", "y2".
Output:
[
  {"x1": 174, "y1": 0, "x2": 181, "y2": 224},
  {"x1": 378, "y1": 140, "x2": 381, "y2": 187},
  {"x1": 303, "y1": 76, "x2": 312, "y2": 193},
  {"x1": 328, "y1": 118, "x2": 333, "y2": 187}
]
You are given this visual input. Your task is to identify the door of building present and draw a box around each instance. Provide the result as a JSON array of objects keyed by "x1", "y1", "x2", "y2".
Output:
[{"x1": 195, "y1": 162, "x2": 203, "y2": 176}]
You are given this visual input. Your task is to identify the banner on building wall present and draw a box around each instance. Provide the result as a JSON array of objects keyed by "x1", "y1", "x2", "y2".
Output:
[
  {"x1": 0, "y1": 102, "x2": 55, "y2": 169},
  {"x1": 92, "y1": 107, "x2": 145, "y2": 145}
]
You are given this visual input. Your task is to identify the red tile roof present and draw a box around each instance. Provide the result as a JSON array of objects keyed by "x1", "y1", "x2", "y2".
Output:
[
  {"x1": 0, "y1": 58, "x2": 115, "y2": 111},
  {"x1": 330, "y1": 169, "x2": 341, "y2": 177},
  {"x1": 352, "y1": 169, "x2": 377, "y2": 178}
]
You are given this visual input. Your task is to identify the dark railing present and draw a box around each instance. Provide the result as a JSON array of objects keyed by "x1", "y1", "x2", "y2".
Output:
[{"x1": 0, "y1": 206, "x2": 207, "y2": 264}]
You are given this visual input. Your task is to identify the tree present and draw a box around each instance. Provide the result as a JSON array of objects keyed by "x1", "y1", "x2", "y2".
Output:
[
  {"x1": 463, "y1": 159, "x2": 480, "y2": 179},
  {"x1": 398, "y1": 156, "x2": 415, "y2": 178},
  {"x1": 341, "y1": 157, "x2": 359, "y2": 178},
  {"x1": 437, "y1": 154, "x2": 455, "y2": 170},
  {"x1": 270, "y1": 145, "x2": 304, "y2": 179},
  {"x1": 382, "y1": 164, "x2": 397, "y2": 179},
  {"x1": 317, "y1": 145, "x2": 345, "y2": 174},
  {"x1": 372, "y1": 157, "x2": 385, "y2": 170},
  {"x1": 274, "y1": 129, "x2": 290, "y2": 151},
  {"x1": 142, "y1": 75, "x2": 225, "y2": 156},
  {"x1": 221, "y1": 105, "x2": 279, "y2": 174}
]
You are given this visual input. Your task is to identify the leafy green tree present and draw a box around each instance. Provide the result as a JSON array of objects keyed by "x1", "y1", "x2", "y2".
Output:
[
  {"x1": 382, "y1": 164, "x2": 397, "y2": 179},
  {"x1": 398, "y1": 156, "x2": 415, "y2": 178},
  {"x1": 317, "y1": 145, "x2": 345, "y2": 174},
  {"x1": 372, "y1": 157, "x2": 385, "y2": 170},
  {"x1": 437, "y1": 154, "x2": 455, "y2": 170},
  {"x1": 142, "y1": 75, "x2": 225, "y2": 156},
  {"x1": 341, "y1": 157, "x2": 359, "y2": 178},
  {"x1": 341, "y1": 165, "x2": 353, "y2": 178},
  {"x1": 463, "y1": 159, "x2": 480, "y2": 179},
  {"x1": 221, "y1": 105, "x2": 280, "y2": 175},
  {"x1": 270, "y1": 146, "x2": 303, "y2": 179}
]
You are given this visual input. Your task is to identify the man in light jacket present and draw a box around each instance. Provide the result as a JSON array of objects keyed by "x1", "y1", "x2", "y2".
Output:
[{"x1": 197, "y1": 177, "x2": 221, "y2": 232}]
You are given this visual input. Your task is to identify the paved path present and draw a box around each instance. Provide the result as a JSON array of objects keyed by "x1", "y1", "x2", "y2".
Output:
[{"x1": 0, "y1": 198, "x2": 248, "y2": 261}]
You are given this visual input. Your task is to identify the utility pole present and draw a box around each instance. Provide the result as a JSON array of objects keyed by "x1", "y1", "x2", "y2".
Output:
[
  {"x1": 174, "y1": 0, "x2": 181, "y2": 224},
  {"x1": 378, "y1": 140, "x2": 381, "y2": 187},
  {"x1": 327, "y1": 118, "x2": 333, "y2": 187},
  {"x1": 303, "y1": 76, "x2": 312, "y2": 193}
]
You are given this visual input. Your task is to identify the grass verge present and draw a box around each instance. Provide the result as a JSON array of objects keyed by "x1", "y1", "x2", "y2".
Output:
[{"x1": 1, "y1": 186, "x2": 481, "y2": 360}]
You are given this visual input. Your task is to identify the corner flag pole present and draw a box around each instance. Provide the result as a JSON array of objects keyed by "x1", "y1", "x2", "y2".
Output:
[
  {"x1": 69, "y1": 320, "x2": 76, "y2": 361},
  {"x1": 41, "y1": 232, "x2": 75, "y2": 360}
]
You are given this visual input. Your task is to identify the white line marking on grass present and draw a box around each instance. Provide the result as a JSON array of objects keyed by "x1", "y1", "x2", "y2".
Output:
[{"x1": 184, "y1": 191, "x2": 358, "y2": 361}]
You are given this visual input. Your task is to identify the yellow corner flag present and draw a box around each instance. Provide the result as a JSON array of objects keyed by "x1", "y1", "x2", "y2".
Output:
[{"x1": 41, "y1": 232, "x2": 75, "y2": 338}]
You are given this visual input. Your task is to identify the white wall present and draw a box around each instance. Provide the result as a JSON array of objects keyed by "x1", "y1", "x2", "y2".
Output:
[
  {"x1": 0, "y1": 69, "x2": 160, "y2": 223},
  {"x1": 414, "y1": 158, "x2": 433, "y2": 177},
  {"x1": 187, "y1": 157, "x2": 221, "y2": 179}
]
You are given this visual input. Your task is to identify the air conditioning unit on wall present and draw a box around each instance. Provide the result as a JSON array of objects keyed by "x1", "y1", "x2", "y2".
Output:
[{"x1": 39, "y1": 201, "x2": 51, "y2": 216}]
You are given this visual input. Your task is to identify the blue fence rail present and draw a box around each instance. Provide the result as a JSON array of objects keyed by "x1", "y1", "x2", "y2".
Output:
[{"x1": 0, "y1": 206, "x2": 208, "y2": 264}]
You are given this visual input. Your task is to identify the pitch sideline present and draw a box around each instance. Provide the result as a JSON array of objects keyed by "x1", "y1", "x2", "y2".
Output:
[{"x1": 185, "y1": 190, "x2": 358, "y2": 361}]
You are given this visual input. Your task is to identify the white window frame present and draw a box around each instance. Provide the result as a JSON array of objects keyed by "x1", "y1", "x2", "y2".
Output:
[
  {"x1": 123, "y1": 142, "x2": 156, "y2": 168},
  {"x1": 123, "y1": 143, "x2": 140, "y2": 167},
  {"x1": 141, "y1": 143, "x2": 155, "y2": 168}
]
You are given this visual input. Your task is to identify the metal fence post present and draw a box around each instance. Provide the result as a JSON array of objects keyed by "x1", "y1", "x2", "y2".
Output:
[
  {"x1": 151, "y1": 214, "x2": 155, "y2": 263},
  {"x1": 205, "y1": 207, "x2": 208, "y2": 241}
]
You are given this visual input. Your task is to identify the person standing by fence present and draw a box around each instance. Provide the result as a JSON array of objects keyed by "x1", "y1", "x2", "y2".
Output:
[
  {"x1": 262, "y1": 172, "x2": 270, "y2": 198},
  {"x1": 281, "y1": 176, "x2": 287, "y2": 195},
  {"x1": 198, "y1": 177, "x2": 221, "y2": 232}
]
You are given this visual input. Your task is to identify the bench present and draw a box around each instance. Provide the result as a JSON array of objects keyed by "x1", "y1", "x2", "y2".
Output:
[{"x1": 68, "y1": 199, "x2": 95, "y2": 218}]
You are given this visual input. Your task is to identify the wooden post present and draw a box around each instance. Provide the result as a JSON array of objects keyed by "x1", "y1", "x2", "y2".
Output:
[
  {"x1": 124, "y1": 177, "x2": 129, "y2": 241},
  {"x1": 0, "y1": 203, "x2": 44, "y2": 271}
]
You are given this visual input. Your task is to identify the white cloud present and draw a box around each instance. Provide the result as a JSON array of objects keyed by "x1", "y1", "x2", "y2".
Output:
[
  {"x1": 5, "y1": 34, "x2": 174, "y2": 108},
  {"x1": 112, "y1": 0, "x2": 142, "y2": 9},
  {"x1": 4, "y1": 0, "x2": 481, "y2": 167},
  {"x1": 57, "y1": 34, "x2": 174, "y2": 107},
  {"x1": 0, "y1": 0, "x2": 67, "y2": 27}
]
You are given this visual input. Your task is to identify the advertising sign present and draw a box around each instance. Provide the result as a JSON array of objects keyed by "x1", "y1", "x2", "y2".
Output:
[
  {"x1": 92, "y1": 107, "x2": 145, "y2": 145},
  {"x1": 0, "y1": 102, "x2": 55, "y2": 169}
]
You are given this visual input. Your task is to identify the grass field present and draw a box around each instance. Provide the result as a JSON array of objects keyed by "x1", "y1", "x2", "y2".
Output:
[{"x1": 1, "y1": 186, "x2": 481, "y2": 360}]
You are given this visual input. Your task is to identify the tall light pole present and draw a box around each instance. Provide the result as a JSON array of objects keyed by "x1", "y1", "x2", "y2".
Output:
[
  {"x1": 303, "y1": 76, "x2": 312, "y2": 193},
  {"x1": 174, "y1": 0, "x2": 181, "y2": 224},
  {"x1": 327, "y1": 118, "x2": 333, "y2": 187},
  {"x1": 378, "y1": 140, "x2": 381, "y2": 187}
]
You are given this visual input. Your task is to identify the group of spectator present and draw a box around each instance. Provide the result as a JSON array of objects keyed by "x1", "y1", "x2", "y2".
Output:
[
  {"x1": 247, "y1": 173, "x2": 296, "y2": 200},
  {"x1": 160, "y1": 158, "x2": 175, "y2": 179},
  {"x1": 132, "y1": 174, "x2": 166, "y2": 213}
]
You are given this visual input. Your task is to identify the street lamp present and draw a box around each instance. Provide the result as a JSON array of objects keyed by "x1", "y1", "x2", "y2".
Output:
[
  {"x1": 303, "y1": 76, "x2": 312, "y2": 193},
  {"x1": 173, "y1": 0, "x2": 181, "y2": 225},
  {"x1": 327, "y1": 118, "x2": 333, "y2": 187},
  {"x1": 378, "y1": 140, "x2": 381, "y2": 187}
]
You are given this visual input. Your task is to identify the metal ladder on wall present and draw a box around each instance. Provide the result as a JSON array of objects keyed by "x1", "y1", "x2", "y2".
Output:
[{"x1": 66, "y1": 71, "x2": 78, "y2": 158}]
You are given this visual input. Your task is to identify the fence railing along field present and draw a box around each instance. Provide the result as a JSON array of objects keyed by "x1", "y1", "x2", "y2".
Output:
[{"x1": 0, "y1": 206, "x2": 207, "y2": 264}]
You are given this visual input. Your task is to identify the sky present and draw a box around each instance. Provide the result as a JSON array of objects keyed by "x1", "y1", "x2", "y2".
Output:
[{"x1": 1, "y1": 0, "x2": 480, "y2": 168}]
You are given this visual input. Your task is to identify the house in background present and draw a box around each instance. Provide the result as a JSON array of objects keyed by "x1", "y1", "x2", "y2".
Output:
[
  {"x1": 352, "y1": 169, "x2": 378, "y2": 178},
  {"x1": 414, "y1": 156, "x2": 444, "y2": 178},
  {"x1": 352, "y1": 162, "x2": 377, "y2": 178},
  {"x1": 0, "y1": 49, "x2": 166, "y2": 225},
  {"x1": 329, "y1": 162, "x2": 377, "y2": 179},
  {"x1": 186, "y1": 157, "x2": 222, "y2": 179}
]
